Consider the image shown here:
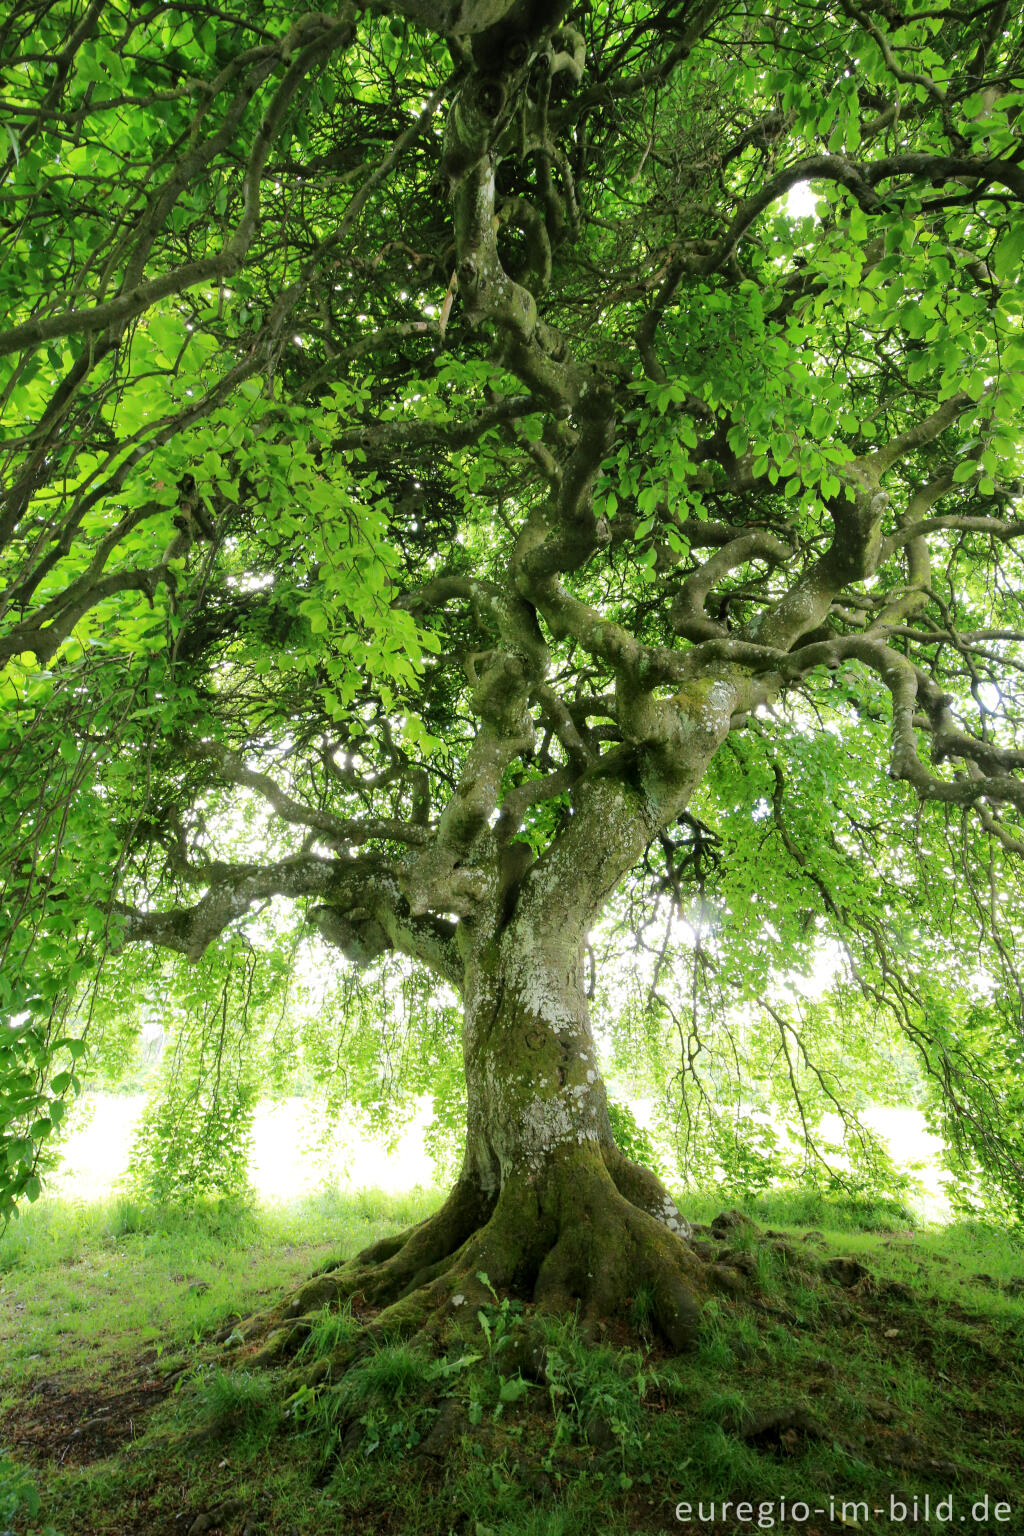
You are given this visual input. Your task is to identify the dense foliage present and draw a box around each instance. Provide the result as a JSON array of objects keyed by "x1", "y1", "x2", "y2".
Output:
[{"x1": 2, "y1": 0, "x2": 1023, "y2": 1223}]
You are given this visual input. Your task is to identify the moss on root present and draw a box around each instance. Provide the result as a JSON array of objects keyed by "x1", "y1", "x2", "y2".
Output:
[{"x1": 226, "y1": 1146, "x2": 727, "y2": 1376}]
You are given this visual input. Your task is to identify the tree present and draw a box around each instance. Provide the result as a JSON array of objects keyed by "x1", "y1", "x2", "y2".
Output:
[{"x1": 2, "y1": 0, "x2": 1023, "y2": 1345}]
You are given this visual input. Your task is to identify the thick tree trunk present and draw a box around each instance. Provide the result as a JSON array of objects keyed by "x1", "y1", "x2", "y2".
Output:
[
  {"x1": 450, "y1": 919, "x2": 699, "y2": 1337},
  {"x1": 280, "y1": 915, "x2": 705, "y2": 1353},
  {"x1": 463, "y1": 926, "x2": 613, "y2": 1194}
]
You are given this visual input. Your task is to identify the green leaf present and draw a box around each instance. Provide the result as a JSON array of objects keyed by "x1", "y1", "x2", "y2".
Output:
[
  {"x1": 54, "y1": 1037, "x2": 88, "y2": 1060},
  {"x1": 993, "y1": 225, "x2": 1024, "y2": 284},
  {"x1": 498, "y1": 1376, "x2": 530, "y2": 1403}
]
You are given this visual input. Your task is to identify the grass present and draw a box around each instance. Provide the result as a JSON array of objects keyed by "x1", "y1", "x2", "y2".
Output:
[
  {"x1": 1, "y1": 1187, "x2": 1023, "y2": 1535},
  {"x1": 682, "y1": 1186, "x2": 922, "y2": 1233},
  {"x1": 0, "y1": 1186, "x2": 437, "y2": 1387}
]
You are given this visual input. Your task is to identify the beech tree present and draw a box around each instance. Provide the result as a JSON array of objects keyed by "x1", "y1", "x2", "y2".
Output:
[{"x1": 2, "y1": 0, "x2": 1024, "y2": 1345}]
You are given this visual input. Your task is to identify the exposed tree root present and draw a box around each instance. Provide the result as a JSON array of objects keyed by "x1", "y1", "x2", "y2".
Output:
[{"x1": 226, "y1": 1146, "x2": 724, "y2": 1377}]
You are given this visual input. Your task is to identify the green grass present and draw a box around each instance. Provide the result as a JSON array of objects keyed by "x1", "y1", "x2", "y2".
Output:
[
  {"x1": 0, "y1": 1186, "x2": 438, "y2": 1387},
  {"x1": 295, "y1": 1300, "x2": 362, "y2": 1362},
  {"x1": 682, "y1": 1186, "x2": 922, "y2": 1232},
  {"x1": 1, "y1": 1187, "x2": 1022, "y2": 1536}
]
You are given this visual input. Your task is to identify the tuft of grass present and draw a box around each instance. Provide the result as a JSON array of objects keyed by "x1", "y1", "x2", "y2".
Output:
[
  {"x1": 341, "y1": 1339, "x2": 435, "y2": 1405},
  {"x1": 290, "y1": 1338, "x2": 438, "y2": 1469},
  {"x1": 188, "y1": 1366, "x2": 282, "y2": 1442},
  {"x1": 626, "y1": 1284, "x2": 656, "y2": 1337},
  {"x1": 295, "y1": 1301, "x2": 361, "y2": 1362}
]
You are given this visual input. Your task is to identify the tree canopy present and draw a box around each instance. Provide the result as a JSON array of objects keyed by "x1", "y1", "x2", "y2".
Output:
[{"x1": 2, "y1": 0, "x2": 1024, "y2": 1263}]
